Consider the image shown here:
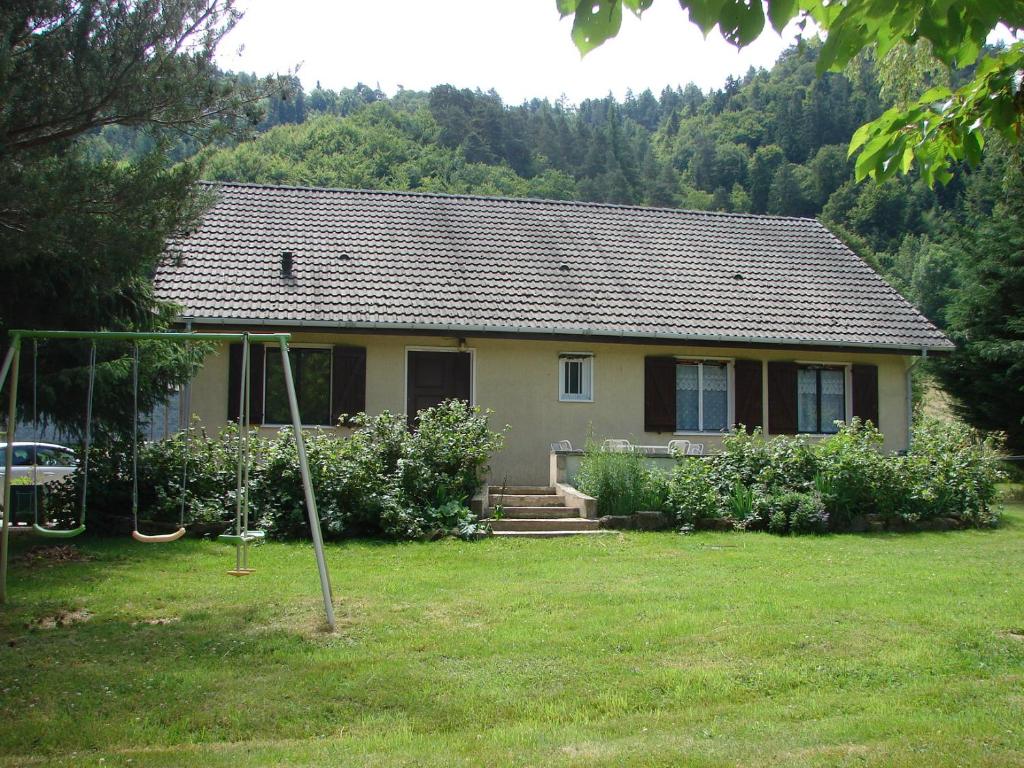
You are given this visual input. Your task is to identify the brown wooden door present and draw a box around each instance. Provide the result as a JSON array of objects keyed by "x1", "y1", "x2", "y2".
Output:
[{"x1": 406, "y1": 350, "x2": 472, "y2": 428}]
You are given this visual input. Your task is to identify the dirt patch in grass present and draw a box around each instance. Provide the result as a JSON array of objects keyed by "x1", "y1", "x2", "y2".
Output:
[
  {"x1": 15, "y1": 545, "x2": 92, "y2": 568},
  {"x1": 28, "y1": 608, "x2": 92, "y2": 630},
  {"x1": 134, "y1": 616, "x2": 181, "y2": 626}
]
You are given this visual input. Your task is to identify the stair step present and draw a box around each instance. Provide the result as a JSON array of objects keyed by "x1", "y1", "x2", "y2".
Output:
[
  {"x1": 492, "y1": 530, "x2": 615, "y2": 538},
  {"x1": 491, "y1": 486, "x2": 555, "y2": 495},
  {"x1": 490, "y1": 518, "x2": 600, "y2": 532},
  {"x1": 493, "y1": 506, "x2": 576, "y2": 519},
  {"x1": 489, "y1": 494, "x2": 564, "y2": 507}
]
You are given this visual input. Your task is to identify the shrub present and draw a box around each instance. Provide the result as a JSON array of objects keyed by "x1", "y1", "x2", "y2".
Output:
[
  {"x1": 899, "y1": 416, "x2": 1005, "y2": 526},
  {"x1": 50, "y1": 400, "x2": 507, "y2": 542},
  {"x1": 402, "y1": 399, "x2": 506, "y2": 512},
  {"x1": 48, "y1": 423, "x2": 243, "y2": 534},
  {"x1": 575, "y1": 444, "x2": 668, "y2": 516},
  {"x1": 814, "y1": 419, "x2": 891, "y2": 527},
  {"x1": 664, "y1": 456, "x2": 719, "y2": 525},
  {"x1": 659, "y1": 417, "x2": 1004, "y2": 535}
]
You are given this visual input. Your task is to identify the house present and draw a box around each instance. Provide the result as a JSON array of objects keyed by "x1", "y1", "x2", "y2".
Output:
[{"x1": 154, "y1": 182, "x2": 953, "y2": 485}]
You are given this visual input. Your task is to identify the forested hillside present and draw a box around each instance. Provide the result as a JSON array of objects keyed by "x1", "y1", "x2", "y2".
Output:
[{"x1": 88, "y1": 43, "x2": 1022, "y2": 447}]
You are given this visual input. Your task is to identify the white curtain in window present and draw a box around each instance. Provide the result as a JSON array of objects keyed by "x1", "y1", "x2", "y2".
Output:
[
  {"x1": 676, "y1": 364, "x2": 700, "y2": 431},
  {"x1": 820, "y1": 369, "x2": 845, "y2": 433},
  {"x1": 797, "y1": 368, "x2": 818, "y2": 432},
  {"x1": 703, "y1": 363, "x2": 728, "y2": 431}
]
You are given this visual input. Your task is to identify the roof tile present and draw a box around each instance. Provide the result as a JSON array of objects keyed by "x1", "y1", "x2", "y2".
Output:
[{"x1": 153, "y1": 183, "x2": 953, "y2": 351}]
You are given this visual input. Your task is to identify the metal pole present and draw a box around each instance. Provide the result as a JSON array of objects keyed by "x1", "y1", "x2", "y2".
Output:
[
  {"x1": 234, "y1": 336, "x2": 249, "y2": 573},
  {"x1": 279, "y1": 338, "x2": 335, "y2": 630},
  {"x1": 9, "y1": 330, "x2": 292, "y2": 343},
  {"x1": 0, "y1": 344, "x2": 16, "y2": 396},
  {"x1": 1, "y1": 336, "x2": 22, "y2": 604}
]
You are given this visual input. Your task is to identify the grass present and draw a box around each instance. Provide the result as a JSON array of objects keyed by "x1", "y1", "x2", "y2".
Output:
[{"x1": 1, "y1": 504, "x2": 1023, "y2": 767}]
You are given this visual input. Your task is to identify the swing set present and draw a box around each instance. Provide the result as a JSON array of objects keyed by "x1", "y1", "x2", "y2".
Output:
[{"x1": 0, "y1": 329, "x2": 335, "y2": 629}]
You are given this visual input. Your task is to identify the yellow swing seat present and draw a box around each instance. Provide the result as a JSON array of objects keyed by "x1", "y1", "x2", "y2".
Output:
[{"x1": 132, "y1": 527, "x2": 187, "y2": 543}]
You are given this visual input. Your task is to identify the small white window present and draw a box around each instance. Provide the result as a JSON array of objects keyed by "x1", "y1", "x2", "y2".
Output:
[{"x1": 559, "y1": 354, "x2": 593, "y2": 402}]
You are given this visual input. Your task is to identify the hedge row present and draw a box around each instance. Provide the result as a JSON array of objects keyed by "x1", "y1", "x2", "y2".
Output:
[
  {"x1": 48, "y1": 400, "x2": 506, "y2": 541},
  {"x1": 575, "y1": 418, "x2": 1005, "y2": 534}
]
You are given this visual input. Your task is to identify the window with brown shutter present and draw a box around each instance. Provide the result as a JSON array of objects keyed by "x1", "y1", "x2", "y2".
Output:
[
  {"x1": 767, "y1": 361, "x2": 798, "y2": 434},
  {"x1": 851, "y1": 364, "x2": 879, "y2": 426},
  {"x1": 644, "y1": 356, "x2": 676, "y2": 432},
  {"x1": 733, "y1": 359, "x2": 763, "y2": 432},
  {"x1": 229, "y1": 343, "x2": 366, "y2": 427},
  {"x1": 332, "y1": 346, "x2": 367, "y2": 424},
  {"x1": 227, "y1": 342, "x2": 266, "y2": 424}
]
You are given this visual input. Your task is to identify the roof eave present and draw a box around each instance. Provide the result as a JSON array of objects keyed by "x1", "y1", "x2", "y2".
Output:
[{"x1": 176, "y1": 315, "x2": 954, "y2": 355}]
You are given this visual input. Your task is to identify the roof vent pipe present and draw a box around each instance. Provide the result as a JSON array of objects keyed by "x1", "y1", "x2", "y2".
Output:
[{"x1": 281, "y1": 250, "x2": 294, "y2": 277}]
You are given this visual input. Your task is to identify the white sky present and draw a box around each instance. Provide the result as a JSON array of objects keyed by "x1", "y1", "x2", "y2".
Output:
[{"x1": 216, "y1": 0, "x2": 805, "y2": 104}]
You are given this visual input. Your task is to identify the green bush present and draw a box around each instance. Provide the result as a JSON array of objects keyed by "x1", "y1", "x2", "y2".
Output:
[
  {"x1": 897, "y1": 417, "x2": 1005, "y2": 526},
  {"x1": 50, "y1": 400, "x2": 507, "y2": 541},
  {"x1": 665, "y1": 457, "x2": 720, "y2": 525},
  {"x1": 48, "y1": 423, "x2": 243, "y2": 534},
  {"x1": 660, "y1": 417, "x2": 1005, "y2": 534},
  {"x1": 575, "y1": 444, "x2": 668, "y2": 517},
  {"x1": 759, "y1": 490, "x2": 829, "y2": 535}
]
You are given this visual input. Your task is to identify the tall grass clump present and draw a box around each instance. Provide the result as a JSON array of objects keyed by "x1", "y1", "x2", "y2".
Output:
[{"x1": 574, "y1": 442, "x2": 668, "y2": 516}]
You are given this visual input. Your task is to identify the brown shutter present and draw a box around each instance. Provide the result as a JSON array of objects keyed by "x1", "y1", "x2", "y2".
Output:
[
  {"x1": 331, "y1": 346, "x2": 367, "y2": 425},
  {"x1": 733, "y1": 359, "x2": 763, "y2": 432},
  {"x1": 227, "y1": 343, "x2": 242, "y2": 423},
  {"x1": 644, "y1": 356, "x2": 676, "y2": 432},
  {"x1": 452, "y1": 351, "x2": 472, "y2": 402},
  {"x1": 248, "y1": 344, "x2": 266, "y2": 425},
  {"x1": 227, "y1": 342, "x2": 265, "y2": 424},
  {"x1": 767, "y1": 361, "x2": 798, "y2": 434},
  {"x1": 851, "y1": 364, "x2": 879, "y2": 426}
]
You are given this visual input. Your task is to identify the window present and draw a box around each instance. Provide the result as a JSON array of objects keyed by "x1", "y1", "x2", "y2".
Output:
[
  {"x1": 797, "y1": 366, "x2": 846, "y2": 434},
  {"x1": 35, "y1": 446, "x2": 76, "y2": 467},
  {"x1": 559, "y1": 354, "x2": 593, "y2": 402},
  {"x1": 676, "y1": 361, "x2": 729, "y2": 432},
  {"x1": 264, "y1": 347, "x2": 332, "y2": 426}
]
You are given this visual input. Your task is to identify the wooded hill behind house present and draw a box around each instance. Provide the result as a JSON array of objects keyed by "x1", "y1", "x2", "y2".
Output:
[{"x1": 88, "y1": 43, "x2": 1024, "y2": 448}]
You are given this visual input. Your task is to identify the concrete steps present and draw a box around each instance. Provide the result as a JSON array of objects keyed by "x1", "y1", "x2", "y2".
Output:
[
  {"x1": 486, "y1": 484, "x2": 603, "y2": 537},
  {"x1": 491, "y1": 494, "x2": 563, "y2": 507},
  {"x1": 497, "y1": 506, "x2": 572, "y2": 519},
  {"x1": 490, "y1": 517, "x2": 600, "y2": 533},
  {"x1": 492, "y1": 530, "x2": 614, "y2": 538}
]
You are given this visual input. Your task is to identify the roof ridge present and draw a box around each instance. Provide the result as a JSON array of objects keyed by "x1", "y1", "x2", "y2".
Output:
[{"x1": 197, "y1": 180, "x2": 820, "y2": 223}]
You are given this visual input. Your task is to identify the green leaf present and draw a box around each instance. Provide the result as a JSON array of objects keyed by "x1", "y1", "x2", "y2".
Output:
[
  {"x1": 718, "y1": 0, "x2": 766, "y2": 47},
  {"x1": 684, "y1": 0, "x2": 728, "y2": 38},
  {"x1": 848, "y1": 121, "x2": 876, "y2": 155},
  {"x1": 623, "y1": 0, "x2": 654, "y2": 16},
  {"x1": 572, "y1": 0, "x2": 624, "y2": 55},
  {"x1": 767, "y1": 0, "x2": 798, "y2": 34},
  {"x1": 556, "y1": 0, "x2": 577, "y2": 17}
]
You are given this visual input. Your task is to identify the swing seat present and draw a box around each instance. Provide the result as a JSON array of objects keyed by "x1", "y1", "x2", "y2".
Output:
[
  {"x1": 32, "y1": 523, "x2": 86, "y2": 539},
  {"x1": 132, "y1": 527, "x2": 187, "y2": 544},
  {"x1": 217, "y1": 530, "x2": 265, "y2": 546}
]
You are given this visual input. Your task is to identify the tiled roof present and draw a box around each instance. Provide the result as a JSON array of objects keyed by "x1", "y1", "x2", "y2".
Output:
[{"x1": 154, "y1": 182, "x2": 953, "y2": 351}]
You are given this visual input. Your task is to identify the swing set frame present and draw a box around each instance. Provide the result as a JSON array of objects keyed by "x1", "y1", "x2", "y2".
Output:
[{"x1": 0, "y1": 329, "x2": 336, "y2": 630}]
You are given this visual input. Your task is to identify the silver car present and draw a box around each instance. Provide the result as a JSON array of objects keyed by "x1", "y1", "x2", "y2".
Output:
[{"x1": 0, "y1": 442, "x2": 78, "y2": 486}]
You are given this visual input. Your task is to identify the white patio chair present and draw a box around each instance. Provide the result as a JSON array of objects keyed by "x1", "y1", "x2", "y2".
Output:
[
  {"x1": 667, "y1": 439, "x2": 690, "y2": 456},
  {"x1": 685, "y1": 442, "x2": 705, "y2": 456},
  {"x1": 601, "y1": 438, "x2": 632, "y2": 453},
  {"x1": 549, "y1": 440, "x2": 573, "y2": 452}
]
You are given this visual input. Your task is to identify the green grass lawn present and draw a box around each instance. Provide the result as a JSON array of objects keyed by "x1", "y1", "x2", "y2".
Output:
[{"x1": 1, "y1": 505, "x2": 1023, "y2": 767}]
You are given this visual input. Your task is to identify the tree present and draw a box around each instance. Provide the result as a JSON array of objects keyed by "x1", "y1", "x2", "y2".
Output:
[
  {"x1": 0, "y1": 0, "x2": 279, "y2": 430},
  {"x1": 932, "y1": 150, "x2": 1024, "y2": 449},
  {"x1": 747, "y1": 144, "x2": 784, "y2": 214},
  {"x1": 556, "y1": 0, "x2": 1024, "y2": 185}
]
